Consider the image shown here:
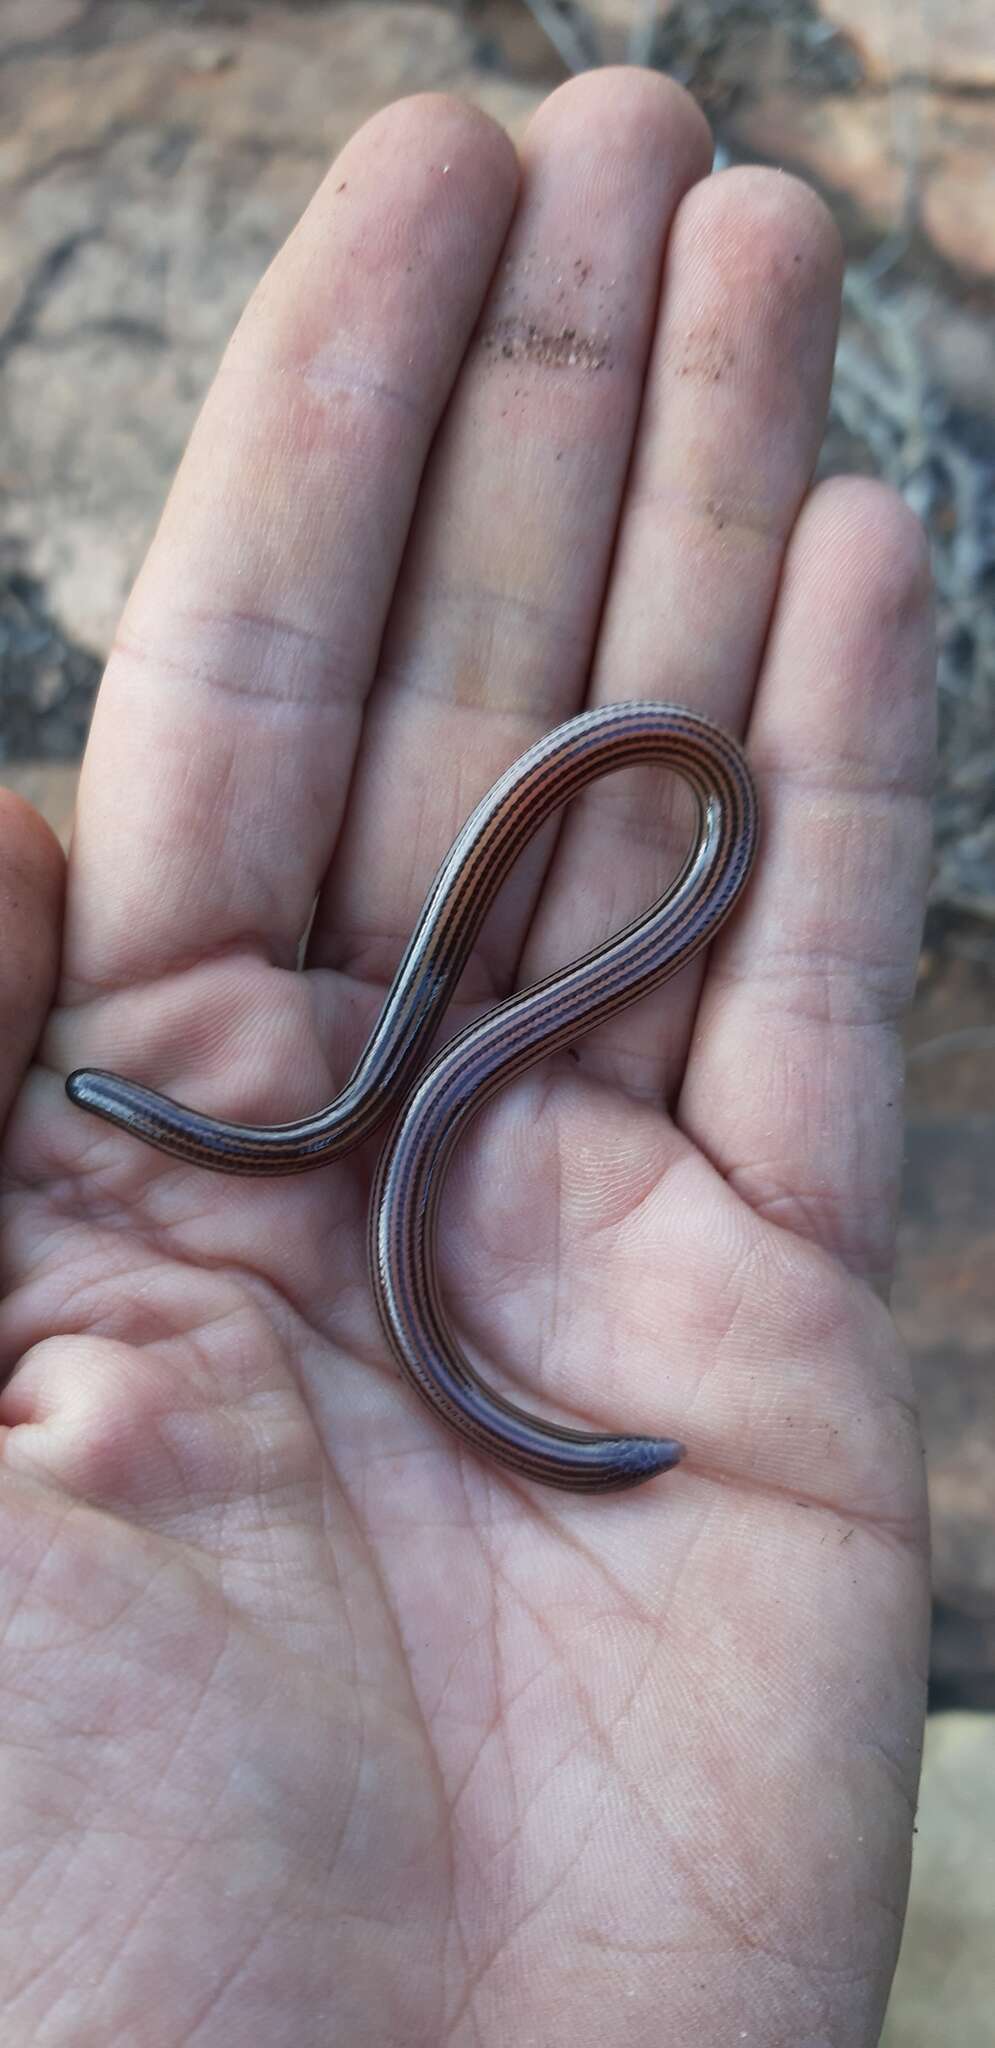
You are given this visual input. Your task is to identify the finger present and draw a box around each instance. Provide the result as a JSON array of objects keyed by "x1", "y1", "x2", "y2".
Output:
[
  {"x1": 310, "y1": 68, "x2": 712, "y2": 993},
  {"x1": 0, "y1": 791, "x2": 65, "y2": 1130},
  {"x1": 62, "y1": 95, "x2": 518, "y2": 1000},
  {"x1": 522, "y1": 168, "x2": 842, "y2": 1098},
  {"x1": 679, "y1": 477, "x2": 935, "y2": 1282}
]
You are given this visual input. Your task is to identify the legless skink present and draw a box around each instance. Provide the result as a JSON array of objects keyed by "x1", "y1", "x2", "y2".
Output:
[{"x1": 68, "y1": 701, "x2": 758, "y2": 1492}]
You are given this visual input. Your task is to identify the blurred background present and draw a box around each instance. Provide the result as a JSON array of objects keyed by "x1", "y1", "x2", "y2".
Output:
[{"x1": 1, "y1": 2, "x2": 992, "y2": 2037}]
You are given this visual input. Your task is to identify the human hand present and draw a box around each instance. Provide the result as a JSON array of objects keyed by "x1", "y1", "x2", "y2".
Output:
[{"x1": 0, "y1": 72, "x2": 934, "y2": 2047}]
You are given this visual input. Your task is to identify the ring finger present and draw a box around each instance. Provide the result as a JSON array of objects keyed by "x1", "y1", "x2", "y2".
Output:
[{"x1": 523, "y1": 165, "x2": 843, "y2": 1101}]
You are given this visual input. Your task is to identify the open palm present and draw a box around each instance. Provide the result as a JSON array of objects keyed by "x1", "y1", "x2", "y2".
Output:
[{"x1": 0, "y1": 73, "x2": 933, "y2": 2048}]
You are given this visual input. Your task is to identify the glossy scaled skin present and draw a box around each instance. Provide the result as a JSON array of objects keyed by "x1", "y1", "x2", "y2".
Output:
[{"x1": 68, "y1": 701, "x2": 757, "y2": 1489}]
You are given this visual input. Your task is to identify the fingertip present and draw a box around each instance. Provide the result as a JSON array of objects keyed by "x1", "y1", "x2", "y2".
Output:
[
  {"x1": 699, "y1": 163, "x2": 843, "y2": 266},
  {"x1": 668, "y1": 162, "x2": 844, "y2": 357},
  {"x1": 324, "y1": 89, "x2": 521, "y2": 225},
  {"x1": 794, "y1": 475, "x2": 934, "y2": 631},
  {"x1": 522, "y1": 64, "x2": 713, "y2": 190}
]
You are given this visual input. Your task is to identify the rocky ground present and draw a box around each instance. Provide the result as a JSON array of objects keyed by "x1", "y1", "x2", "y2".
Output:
[{"x1": 2, "y1": 2, "x2": 993, "y2": 2039}]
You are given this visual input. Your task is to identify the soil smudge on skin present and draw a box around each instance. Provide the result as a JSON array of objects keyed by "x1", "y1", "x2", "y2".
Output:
[{"x1": 480, "y1": 316, "x2": 610, "y2": 372}]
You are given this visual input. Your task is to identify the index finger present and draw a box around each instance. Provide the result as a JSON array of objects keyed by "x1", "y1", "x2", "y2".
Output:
[{"x1": 61, "y1": 96, "x2": 518, "y2": 998}]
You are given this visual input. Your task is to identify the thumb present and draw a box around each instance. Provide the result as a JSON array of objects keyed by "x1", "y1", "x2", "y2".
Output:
[{"x1": 0, "y1": 789, "x2": 65, "y2": 1132}]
